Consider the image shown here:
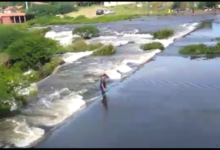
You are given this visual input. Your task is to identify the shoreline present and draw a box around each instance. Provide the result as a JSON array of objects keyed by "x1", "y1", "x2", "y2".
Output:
[{"x1": 29, "y1": 11, "x2": 218, "y2": 27}]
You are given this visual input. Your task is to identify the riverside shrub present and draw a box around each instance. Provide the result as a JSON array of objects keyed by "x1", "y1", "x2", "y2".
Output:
[
  {"x1": 39, "y1": 57, "x2": 64, "y2": 78},
  {"x1": 93, "y1": 44, "x2": 116, "y2": 56},
  {"x1": 0, "y1": 25, "x2": 26, "y2": 51},
  {"x1": 179, "y1": 43, "x2": 220, "y2": 55},
  {"x1": 140, "y1": 42, "x2": 164, "y2": 51},
  {"x1": 30, "y1": 27, "x2": 52, "y2": 36},
  {"x1": 179, "y1": 44, "x2": 208, "y2": 54},
  {"x1": 153, "y1": 29, "x2": 174, "y2": 39},
  {"x1": 6, "y1": 34, "x2": 60, "y2": 70},
  {"x1": 72, "y1": 25, "x2": 100, "y2": 39},
  {"x1": 59, "y1": 39, "x2": 104, "y2": 53}
]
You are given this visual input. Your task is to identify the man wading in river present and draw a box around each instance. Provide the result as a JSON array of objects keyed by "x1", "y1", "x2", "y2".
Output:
[{"x1": 100, "y1": 74, "x2": 109, "y2": 97}]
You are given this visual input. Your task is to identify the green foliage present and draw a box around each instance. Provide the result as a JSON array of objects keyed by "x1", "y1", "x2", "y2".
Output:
[
  {"x1": 27, "y1": 14, "x2": 138, "y2": 26},
  {"x1": 198, "y1": 2, "x2": 216, "y2": 9},
  {"x1": 6, "y1": 34, "x2": 60, "y2": 70},
  {"x1": 28, "y1": 3, "x2": 78, "y2": 16},
  {"x1": 93, "y1": 44, "x2": 116, "y2": 56},
  {"x1": 58, "y1": 39, "x2": 104, "y2": 53},
  {"x1": 179, "y1": 43, "x2": 220, "y2": 55},
  {"x1": 29, "y1": 27, "x2": 52, "y2": 36},
  {"x1": 179, "y1": 44, "x2": 208, "y2": 54},
  {"x1": 58, "y1": 5, "x2": 78, "y2": 14},
  {"x1": 140, "y1": 42, "x2": 164, "y2": 51},
  {"x1": 39, "y1": 57, "x2": 64, "y2": 78},
  {"x1": 72, "y1": 25, "x2": 100, "y2": 39},
  {"x1": 215, "y1": 37, "x2": 220, "y2": 41},
  {"x1": 0, "y1": 66, "x2": 29, "y2": 105},
  {"x1": 172, "y1": 2, "x2": 180, "y2": 9},
  {"x1": 153, "y1": 29, "x2": 174, "y2": 39},
  {"x1": 29, "y1": 4, "x2": 59, "y2": 16},
  {"x1": 0, "y1": 25, "x2": 26, "y2": 51}
]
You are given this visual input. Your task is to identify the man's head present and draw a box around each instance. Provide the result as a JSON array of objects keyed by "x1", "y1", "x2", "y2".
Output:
[{"x1": 102, "y1": 74, "x2": 109, "y2": 78}]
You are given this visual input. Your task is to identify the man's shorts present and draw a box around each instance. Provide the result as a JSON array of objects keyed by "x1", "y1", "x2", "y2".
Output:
[{"x1": 100, "y1": 88, "x2": 105, "y2": 96}]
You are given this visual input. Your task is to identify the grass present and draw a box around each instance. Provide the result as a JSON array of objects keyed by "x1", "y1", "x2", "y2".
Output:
[
  {"x1": 67, "y1": 4, "x2": 171, "y2": 18},
  {"x1": 153, "y1": 29, "x2": 174, "y2": 39},
  {"x1": 72, "y1": 25, "x2": 100, "y2": 39},
  {"x1": 27, "y1": 4, "x2": 174, "y2": 26},
  {"x1": 58, "y1": 38, "x2": 104, "y2": 53},
  {"x1": 140, "y1": 42, "x2": 164, "y2": 51},
  {"x1": 215, "y1": 37, "x2": 220, "y2": 41},
  {"x1": 93, "y1": 44, "x2": 116, "y2": 56},
  {"x1": 179, "y1": 43, "x2": 220, "y2": 55}
]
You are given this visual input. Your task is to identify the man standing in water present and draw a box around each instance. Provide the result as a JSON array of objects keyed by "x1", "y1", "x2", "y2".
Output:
[{"x1": 100, "y1": 74, "x2": 108, "y2": 97}]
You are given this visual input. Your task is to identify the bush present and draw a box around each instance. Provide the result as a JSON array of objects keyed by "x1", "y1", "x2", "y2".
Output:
[
  {"x1": 28, "y1": 5, "x2": 59, "y2": 16},
  {"x1": 140, "y1": 42, "x2": 164, "y2": 51},
  {"x1": 39, "y1": 57, "x2": 64, "y2": 78},
  {"x1": 74, "y1": 15, "x2": 87, "y2": 20},
  {"x1": 0, "y1": 25, "x2": 26, "y2": 51},
  {"x1": 153, "y1": 29, "x2": 174, "y2": 39},
  {"x1": 179, "y1": 44, "x2": 208, "y2": 54},
  {"x1": 0, "y1": 66, "x2": 30, "y2": 106},
  {"x1": 93, "y1": 44, "x2": 116, "y2": 56},
  {"x1": 27, "y1": 14, "x2": 139, "y2": 26},
  {"x1": 59, "y1": 39, "x2": 104, "y2": 53},
  {"x1": 30, "y1": 27, "x2": 52, "y2": 36},
  {"x1": 58, "y1": 5, "x2": 78, "y2": 14},
  {"x1": 215, "y1": 37, "x2": 220, "y2": 41},
  {"x1": 72, "y1": 25, "x2": 100, "y2": 39},
  {"x1": 6, "y1": 34, "x2": 60, "y2": 70}
]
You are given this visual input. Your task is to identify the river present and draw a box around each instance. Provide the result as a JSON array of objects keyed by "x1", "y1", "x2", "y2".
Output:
[{"x1": 0, "y1": 14, "x2": 219, "y2": 148}]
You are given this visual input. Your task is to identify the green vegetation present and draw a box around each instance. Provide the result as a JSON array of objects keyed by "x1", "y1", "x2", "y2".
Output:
[
  {"x1": 0, "y1": 25, "x2": 62, "y2": 114},
  {"x1": 153, "y1": 29, "x2": 174, "y2": 39},
  {"x1": 29, "y1": 27, "x2": 52, "y2": 36},
  {"x1": 58, "y1": 38, "x2": 104, "y2": 53},
  {"x1": 179, "y1": 43, "x2": 220, "y2": 55},
  {"x1": 93, "y1": 44, "x2": 116, "y2": 56},
  {"x1": 72, "y1": 25, "x2": 99, "y2": 39},
  {"x1": 27, "y1": 14, "x2": 138, "y2": 26},
  {"x1": 39, "y1": 57, "x2": 64, "y2": 78},
  {"x1": 215, "y1": 37, "x2": 220, "y2": 41},
  {"x1": 140, "y1": 42, "x2": 164, "y2": 51},
  {"x1": 28, "y1": 4, "x2": 78, "y2": 16}
]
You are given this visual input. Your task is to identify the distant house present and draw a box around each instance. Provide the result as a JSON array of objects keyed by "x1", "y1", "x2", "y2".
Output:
[
  {"x1": 0, "y1": 13, "x2": 26, "y2": 25},
  {"x1": 33, "y1": 2, "x2": 50, "y2": 5},
  {"x1": 4, "y1": 6, "x2": 23, "y2": 14},
  {"x1": 103, "y1": 2, "x2": 136, "y2": 7}
]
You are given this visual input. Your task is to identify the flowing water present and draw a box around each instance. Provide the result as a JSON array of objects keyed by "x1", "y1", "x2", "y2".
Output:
[{"x1": 0, "y1": 14, "x2": 219, "y2": 148}]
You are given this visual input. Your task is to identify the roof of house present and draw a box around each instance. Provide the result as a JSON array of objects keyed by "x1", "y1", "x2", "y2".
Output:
[
  {"x1": 0, "y1": 13, "x2": 25, "y2": 17},
  {"x1": 4, "y1": 6, "x2": 15, "y2": 11},
  {"x1": 33, "y1": 2, "x2": 49, "y2": 5}
]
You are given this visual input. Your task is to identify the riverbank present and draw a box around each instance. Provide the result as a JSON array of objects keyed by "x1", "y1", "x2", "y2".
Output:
[
  {"x1": 27, "y1": 9, "x2": 218, "y2": 27},
  {"x1": 36, "y1": 16, "x2": 220, "y2": 148}
]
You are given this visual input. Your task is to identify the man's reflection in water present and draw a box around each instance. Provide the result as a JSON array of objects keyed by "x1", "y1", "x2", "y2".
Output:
[{"x1": 102, "y1": 95, "x2": 108, "y2": 112}]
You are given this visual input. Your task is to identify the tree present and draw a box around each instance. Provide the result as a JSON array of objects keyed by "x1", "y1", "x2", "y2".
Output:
[
  {"x1": 0, "y1": 25, "x2": 26, "y2": 51},
  {"x1": 6, "y1": 34, "x2": 60, "y2": 70}
]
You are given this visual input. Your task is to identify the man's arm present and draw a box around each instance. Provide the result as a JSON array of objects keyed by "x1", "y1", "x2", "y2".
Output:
[{"x1": 101, "y1": 83, "x2": 105, "y2": 91}]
